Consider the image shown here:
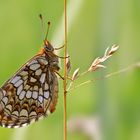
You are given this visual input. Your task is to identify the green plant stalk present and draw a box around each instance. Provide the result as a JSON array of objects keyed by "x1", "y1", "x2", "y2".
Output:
[{"x1": 63, "y1": 0, "x2": 67, "y2": 140}]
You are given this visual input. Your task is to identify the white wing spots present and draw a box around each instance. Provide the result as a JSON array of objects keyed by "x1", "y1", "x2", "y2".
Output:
[
  {"x1": 2, "y1": 97, "x2": 8, "y2": 105},
  {"x1": 30, "y1": 87, "x2": 33, "y2": 92},
  {"x1": 14, "y1": 80, "x2": 23, "y2": 87},
  {"x1": 19, "y1": 91, "x2": 26, "y2": 100},
  {"x1": 32, "y1": 91, "x2": 38, "y2": 99},
  {"x1": 39, "y1": 88, "x2": 43, "y2": 95},
  {"x1": 40, "y1": 73, "x2": 46, "y2": 84},
  {"x1": 30, "y1": 77, "x2": 37, "y2": 83},
  {"x1": 20, "y1": 71, "x2": 28, "y2": 76},
  {"x1": 44, "y1": 91, "x2": 49, "y2": 99},
  {"x1": 26, "y1": 91, "x2": 32, "y2": 99},
  {"x1": 0, "y1": 90, "x2": 3, "y2": 100},
  {"x1": 7, "y1": 125, "x2": 12, "y2": 128},
  {"x1": 38, "y1": 58, "x2": 48, "y2": 65},
  {"x1": 30, "y1": 64, "x2": 40, "y2": 70},
  {"x1": 17, "y1": 84, "x2": 23, "y2": 95},
  {"x1": 44, "y1": 83, "x2": 49, "y2": 90},
  {"x1": 30, "y1": 119, "x2": 35, "y2": 125},
  {"x1": 6, "y1": 104, "x2": 12, "y2": 111},
  {"x1": 14, "y1": 125, "x2": 20, "y2": 128},
  {"x1": 23, "y1": 80, "x2": 28, "y2": 86},
  {"x1": 38, "y1": 96, "x2": 44, "y2": 103},
  {"x1": 46, "y1": 110, "x2": 51, "y2": 115},
  {"x1": 38, "y1": 116, "x2": 44, "y2": 120},
  {"x1": 20, "y1": 109, "x2": 28, "y2": 117},
  {"x1": 24, "y1": 84, "x2": 30, "y2": 91},
  {"x1": 12, "y1": 111, "x2": 19, "y2": 116},
  {"x1": 28, "y1": 60, "x2": 38, "y2": 66},
  {"x1": 35, "y1": 69, "x2": 42, "y2": 76},
  {"x1": 11, "y1": 76, "x2": 21, "y2": 84},
  {"x1": 29, "y1": 111, "x2": 37, "y2": 117},
  {"x1": 3, "y1": 90, "x2": 6, "y2": 96},
  {"x1": 2, "y1": 124, "x2": 6, "y2": 128},
  {"x1": 1, "y1": 102, "x2": 5, "y2": 109},
  {"x1": 21, "y1": 123, "x2": 28, "y2": 127},
  {"x1": 33, "y1": 86, "x2": 38, "y2": 91},
  {"x1": 22, "y1": 75, "x2": 28, "y2": 81}
]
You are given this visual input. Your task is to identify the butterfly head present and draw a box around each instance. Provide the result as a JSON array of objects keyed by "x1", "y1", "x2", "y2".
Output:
[
  {"x1": 44, "y1": 40, "x2": 54, "y2": 52},
  {"x1": 44, "y1": 40, "x2": 60, "y2": 71}
]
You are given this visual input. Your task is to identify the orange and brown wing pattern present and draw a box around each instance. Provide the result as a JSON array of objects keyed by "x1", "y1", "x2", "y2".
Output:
[{"x1": 0, "y1": 53, "x2": 58, "y2": 128}]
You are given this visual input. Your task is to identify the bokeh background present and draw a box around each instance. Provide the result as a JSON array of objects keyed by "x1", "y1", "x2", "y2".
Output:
[{"x1": 0, "y1": 0, "x2": 140, "y2": 140}]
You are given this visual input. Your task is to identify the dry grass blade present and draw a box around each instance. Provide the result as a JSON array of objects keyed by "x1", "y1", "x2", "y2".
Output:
[
  {"x1": 108, "y1": 45, "x2": 119, "y2": 56},
  {"x1": 88, "y1": 45, "x2": 119, "y2": 72},
  {"x1": 66, "y1": 53, "x2": 71, "y2": 75},
  {"x1": 72, "y1": 68, "x2": 80, "y2": 81}
]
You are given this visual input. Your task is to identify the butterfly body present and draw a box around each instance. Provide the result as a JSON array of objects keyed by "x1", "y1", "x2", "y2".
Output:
[{"x1": 0, "y1": 41, "x2": 59, "y2": 128}]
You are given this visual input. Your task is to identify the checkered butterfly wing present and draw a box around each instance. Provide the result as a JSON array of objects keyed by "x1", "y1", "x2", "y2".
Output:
[{"x1": 0, "y1": 49, "x2": 59, "y2": 128}]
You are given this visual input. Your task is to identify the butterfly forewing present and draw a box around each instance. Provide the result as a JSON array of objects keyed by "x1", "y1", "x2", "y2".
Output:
[{"x1": 0, "y1": 49, "x2": 59, "y2": 128}]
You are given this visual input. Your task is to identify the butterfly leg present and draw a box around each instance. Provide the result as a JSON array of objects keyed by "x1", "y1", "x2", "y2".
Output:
[
  {"x1": 54, "y1": 71, "x2": 73, "y2": 82},
  {"x1": 53, "y1": 53, "x2": 70, "y2": 59},
  {"x1": 54, "y1": 71, "x2": 64, "y2": 80},
  {"x1": 54, "y1": 44, "x2": 65, "y2": 50}
]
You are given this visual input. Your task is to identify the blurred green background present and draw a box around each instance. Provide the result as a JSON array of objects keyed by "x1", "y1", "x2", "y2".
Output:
[{"x1": 0, "y1": 0, "x2": 140, "y2": 140}]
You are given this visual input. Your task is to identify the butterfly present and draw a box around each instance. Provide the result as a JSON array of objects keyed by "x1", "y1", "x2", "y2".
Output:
[{"x1": 0, "y1": 39, "x2": 60, "y2": 128}]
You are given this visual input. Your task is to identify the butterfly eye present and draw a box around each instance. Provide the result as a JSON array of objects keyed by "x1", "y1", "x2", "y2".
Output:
[
  {"x1": 44, "y1": 45, "x2": 54, "y2": 52},
  {"x1": 44, "y1": 41, "x2": 54, "y2": 52}
]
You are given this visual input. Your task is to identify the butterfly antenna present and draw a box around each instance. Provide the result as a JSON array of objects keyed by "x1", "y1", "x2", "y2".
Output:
[
  {"x1": 39, "y1": 14, "x2": 51, "y2": 41},
  {"x1": 45, "y1": 21, "x2": 51, "y2": 41},
  {"x1": 39, "y1": 14, "x2": 45, "y2": 41}
]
